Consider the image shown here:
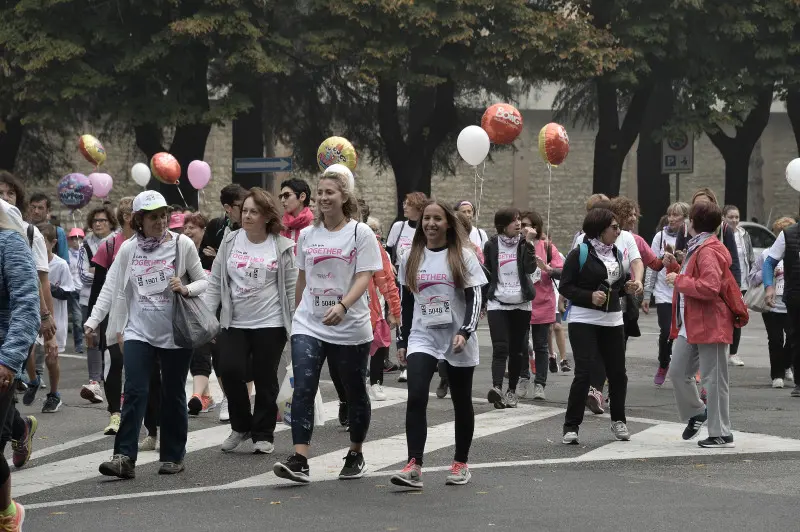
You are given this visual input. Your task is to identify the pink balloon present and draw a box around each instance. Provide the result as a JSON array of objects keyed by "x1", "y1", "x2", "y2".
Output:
[
  {"x1": 88, "y1": 172, "x2": 113, "y2": 198},
  {"x1": 187, "y1": 160, "x2": 211, "y2": 190}
]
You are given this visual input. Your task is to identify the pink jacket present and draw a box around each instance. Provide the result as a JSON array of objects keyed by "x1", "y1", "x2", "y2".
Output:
[{"x1": 530, "y1": 239, "x2": 564, "y2": 324}]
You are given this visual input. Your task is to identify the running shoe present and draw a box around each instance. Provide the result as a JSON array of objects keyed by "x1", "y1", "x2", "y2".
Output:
[
  {"x1": 338, "y1": 402, "x2": 348, "y2": 427},
  {"x1": 785, "y1": 368, "x2": 794, "y2": 382},
  {"x1": 218, "y1": 397, "x2": 230, "y2": 423},
  {"x1": 397, "y1": 369, "x2": 408, "y2": 383},
  {"x1": 253, "y1": 441, "x2": 274, "y2": 454},
  {"x1": 22, "y1": 378, "x2": 40, "y2": 406},
  {"x1": 80, "y1": 381, "x2": 104, "y2": 404},
  {"x1": 11, "y1": 416, "x2": 37, "y2": 469},
  {"x1": 201, "y1": 394, "x2": 217, "y2": 413},
  {"x1": 221, "y1": 430, "x2": 251, "y2": 452},
  {"x1": 773, "y1": 378, "x2": 785, "y2": 389},
  {"x1": 339, "y1": 450, "x2": 367, "y2": 479},
  {"x1": 728, "y1": 354, "x2": 745, "y2": 366},
  {"x1": 532, "y1": 383, "x2": 546, "y2": 400},
  {"x1": 435, "y1": 378, "x2": 449, "y2": 399},
  {"x1": 40, "y1": 379, "x2": 46, "y2": 389},
  {"x1": 390, "y1": 458, "x2": 423, "y2": 489},
  {"x1": 560, "y1": 359, "x2": 572, "y2": 372},
  {"x1": 487, "y1": 386, "x2": 505, "y2": 409},
  {"x1": 562, "y1": 431, "x2": 579, "y2": 445},
  {"x1": 445, "y1": 461, "x2": 471, "y2": 485},
  {"x1": 504, "y1": 390, "x2": 518, "y2": 408},
  {"x1": 158, "y1": 462, "x2": 185, "y2": 475},
  {"x1": 370, "y1": 384, "x2": 387, "y2": 401},
  {"x1": 99, "y1": 454, "x2": 135, "y2": 479},
  {"x1": 586, "y1": 387, "x2": 604, "y2": 414},
  {"x1": 791, "y1": 386, "x2": 800, "y2": 397},
  {"x1": 139, "y1": 435, "x2": 158, "y2": 452},
  {"x1": 549, "y1": 356, "x2": 558, "y2": 374},
  {"x1": 273, "y1": 454, "x2": 310, "y2": 483},
  {"x1": 517, "y1": 378, "x2": 530, "y2": 398},
  {"x1": 187, "y1": 394, "x2": 203, "y2": 416},
  {"x1": 610, "y1": 421, "x2": 631, "y2": 441},
  {"x1": 0, "y1": 501, "x2": 24, "y2": 531},
  {"x1": 698, "y1": 435, "x2": 735, "y2": 448},
  {"x1": 41, "y1": 393, "x2": 62, "y2": 413},
  {"x1": 384, "y1": 360, "x2": 399, "y2": 373},
  {"x1": 104, "y1": 413, "x2": 121, "y2": 435},
  {"x1": 682, "y1": 410, "x2": 707, "y2": 440},
  {"x1": 654, "y1": 366, "x2": 668, "y2": 387}
]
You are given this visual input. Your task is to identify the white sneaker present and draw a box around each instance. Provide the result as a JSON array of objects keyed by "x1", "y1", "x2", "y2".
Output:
[
  {"x1": 80, "y1": 381, "x2": 104, "y2": 404},
  {"x1": 728, "y1": 354, "x2": 745, "y2": 366},
  {"x1": 370, "y1": 384, "x2": 387, "y2": 401},
  {"x1": 562, "y1": 431, "x2": 579, "y2": 445},
  {"x1": 253, "y1": 440, "x2": 274, "y2": 455},
  {"x1": 397, "y1": 369, "x2": 408, "y2": 383},
  {"x1": 517, "y1": 378, "x2": 530, "y2": 398},
  {"x1": 772, "y1": 378, "x2": 785, "y2": 389},
  {"x1": 218, "y1": 397, "x2": 230, "y2": 423},
  {"x1": 221, "y1": 430, "x2": 250, "y2": 452},
  {"x1": 532, "y1": 383, "x2": 546, "y2": 400},
  {"x1": 138, "y1": 435, "x2": 158, "y2": 452},
  {"x1": 786, "y1": 368, "x2": 794, "y2": 382}
]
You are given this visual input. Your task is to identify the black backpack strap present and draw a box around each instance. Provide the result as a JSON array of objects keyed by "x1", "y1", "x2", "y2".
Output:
[
  {"x1": 26, "y1": 224, "x2": 34, "y2": 248},
  {"x1": 82, "y1": 240, "x2": 94, "y2": 262}
]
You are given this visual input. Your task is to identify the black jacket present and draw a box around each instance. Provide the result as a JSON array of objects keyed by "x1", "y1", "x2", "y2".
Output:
[
  {"x1": 559, "y1": 240, "x2": 627, "y2": 313},
  {"x1": 483, "y1": 235, "x2": 538, "y2": 305},
  {"x1": 675, "y1": 222, "x2": 741, "y2": 285},
  {"x1": 199, "y1": 215, "x2": 238, "y2": 271}
]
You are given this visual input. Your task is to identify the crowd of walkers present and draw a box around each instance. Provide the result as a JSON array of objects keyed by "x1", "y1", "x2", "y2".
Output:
[{"x1": 0, "y1": 165, "x2": 794, "y2": 526}]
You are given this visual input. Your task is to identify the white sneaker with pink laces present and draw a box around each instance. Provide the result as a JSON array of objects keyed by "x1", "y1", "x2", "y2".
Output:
[{"x1": 445, "y1": 461, "x2": 471, "y2": 485}]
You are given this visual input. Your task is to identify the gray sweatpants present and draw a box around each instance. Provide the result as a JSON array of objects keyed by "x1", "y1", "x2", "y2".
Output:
[{"x1": 668, "y1": 336, "x2": 732, "y2": 437}]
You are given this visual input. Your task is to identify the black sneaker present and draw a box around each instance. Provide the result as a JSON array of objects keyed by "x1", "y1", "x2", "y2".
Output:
[
  {"x1": 99, "y1": 454, "x2": 136, "y2": 479},
  {"x1": 436, "y1": 378, "x2": 449, "y2": 399},
  {"x1": 273, "y1": 454, "x2": 310, "y2": 483},
  {"x1": 339, "y1": 450, "x2": 367, "y2": 479},
  {"x1": 791, "y1": 386, "x2": 800, "y2": 398},
  {"x1": 338, "y1": 402, "x2": 348, "y2": 428},
  {"x1": 560, "y1": 360, "x2": 572, "y2": 372},
  {"x1": 22, "y1": 378, "x2": 40, "y2": 406},
  {"x1": 487, "y1": 387, "x2": 506, "y2": 409},
  {"x1": 549, "y1": 357, "x2": 558, "y2": 374},
  {"x1": 41, "y1": 393, "x2": 62, "y2": 413},
  {"x1": 158, "y1": 461, "x2": 185, "y2": 475},
  {"x1": 187, "y1": 395, "x2": 203, "y2": 416},
  {"x1": 698, "y1": 436, "x2": 735, "y2": 448},
  {"x1": 682, "y1": 410, "x2": 707, "y2": 440}
]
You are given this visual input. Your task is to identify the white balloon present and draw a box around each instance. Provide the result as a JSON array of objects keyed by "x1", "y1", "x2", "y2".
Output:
[
  {"x1": 787, "y1": 158, "x2": 800, "y2": 192},
  {"x1": 131, "y1": 163, "x2": 151, "y2": 187},
  {"x1": 324, "y1": 163, "x2": 355, "y2": 192},
  {"x1": 457, "y1": 125, "x2": 491, "y2": 166}
]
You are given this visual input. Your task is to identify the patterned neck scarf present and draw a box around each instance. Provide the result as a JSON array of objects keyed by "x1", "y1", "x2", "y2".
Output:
[
  {"x1": 664, "y1": 225, "x2": 679, "y2": 237},
  {"x1": 498, "y1": 233, "x2": 521, "y2": 247},
  {"x1": 136, "y1": 230, "x2": 169, "y2": 253},
  {"x1": 686, "y1": 231, "x2": 712, "y2": 256},
  {"x1": 589, "y1": 238, "x2": 615, "y2": 260}
]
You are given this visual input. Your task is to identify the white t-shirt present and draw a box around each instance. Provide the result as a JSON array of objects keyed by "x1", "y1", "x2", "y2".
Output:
[
  {"x1": 292, "y1": 220, "x2": 382, "y2": 345},
  {"x1": 768, "y1": 231, "x2": 786, "y2": 261},
  {"x1": 387, "y1": 221, "x2": 418, "y2": 265},
  {"x1": 227, "y1": 232, "x2": 282, "y2": 329},
  {"x1": 399, "y1": 247, "x2": 487, "y2": 367},
  {"x1": 48, "y1": 255, "x2": 73, "y2": 351},
  {"x1": 487, "y1": 238, "x2": 531, "y2": 311},
  {"x1": 572, "y1": 230, "x2": 641, "y2": 272},
  {"x1": 469, "y1": 226, "x2": 488, "y2": 250},
  {"x1": 68, "y1": 248, "x2": 82, "y2": 289},
  {"x1": 0, "y1": 198, "x2": 48, "y2": 272},
  {"x1": 124, "y1": 238, "x2": 178, "y2": 348},
  {"x1": 651, "y1": 230, "x2": 678, "y2": 305},
  {"x1": 568, "y1": 252, "x2": 624, "y2": 327}
]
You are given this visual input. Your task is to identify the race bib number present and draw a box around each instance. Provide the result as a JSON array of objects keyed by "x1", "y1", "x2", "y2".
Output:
[
  {"x1": 311, "y1": 288, "x2": 343, "y2": 317},
  {"x1": 420, "y1": 300, "x2": 451, "y2": 329},
  {"x1": 605, "y1": 262, "x2": 620, "y2": 284},
  {"x1": 136, "y1": 269, "x2": 169, "y2": 296},
  {"x1": 244, "y1": 265, "x2": 267, "y2": 287},
  {"x1": 531, "y1": 269, "x2": 542, "y2": 284},
  {"x1": 776, "y1": 275, "x2": 785, "y2": 296}
]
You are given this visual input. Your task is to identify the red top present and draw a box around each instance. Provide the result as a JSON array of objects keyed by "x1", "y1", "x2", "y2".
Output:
[
  {"x1": 633, "y1": 232, "x2": 663, "y2": 270},
  {"x1": 530, "y1": 239, "x2": 564, "y2": 324},
  {"x1": 91, "y1": 232, "x2": 126, "y2": 269},
  {"x1": 368, "y1": 237, "x2": 401, "y2": 328}
]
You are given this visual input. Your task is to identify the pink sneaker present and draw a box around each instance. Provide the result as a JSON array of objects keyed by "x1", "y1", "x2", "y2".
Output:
[{"x1": 654, "y1": 367, "x2": 668, "y2": 387}]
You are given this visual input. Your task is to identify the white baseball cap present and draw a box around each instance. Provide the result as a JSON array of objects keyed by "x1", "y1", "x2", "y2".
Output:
[{"x1": 132, "y1": 190, "x2": 168, "y2": 213}]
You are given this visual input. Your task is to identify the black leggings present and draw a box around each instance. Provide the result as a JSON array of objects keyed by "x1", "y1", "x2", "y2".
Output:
[
  {"x1": 104, "y1": 343, "x2": 124, "y2": 414},
  {"x1": 488, "y1": 309, "x2": 530, "y2": 391},
  {"x1": 0, "y1": 386, "x2": 15, "y2": 485},
  {"x1": 656, "y1": 303, "x2": 674, "y2": 369},
  {"x1": 370, "y1": 347, "x2": 387, "y2": 386},
  {"x1": 730, "y1": 290, "x2": 746, "y2": 355},
  {"x1": 762, "y1": 312, "x2": 794, "y2": 379},
  {"x1": 406, "y1": 353, "x2": 474, "y2": 466}
]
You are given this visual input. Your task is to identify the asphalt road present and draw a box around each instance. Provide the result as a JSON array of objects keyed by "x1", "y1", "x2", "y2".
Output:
[{"x1": 10, "y1": 313, "x2": 800, "y2": 532}]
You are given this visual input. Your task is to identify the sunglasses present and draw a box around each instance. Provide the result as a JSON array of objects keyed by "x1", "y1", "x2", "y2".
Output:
[{"x1": 278, "y1": 192, "x2": 296, "y2": 201}]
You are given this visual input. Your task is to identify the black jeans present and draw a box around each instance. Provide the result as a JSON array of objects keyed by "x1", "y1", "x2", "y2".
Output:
[
  {"x1": 787, "y1": 305, "x2": 800, "y2": 377},
  {"x1": 488, "y1": 309, "x2": 531, "y2": 391},
  {"x1": 565, "y1": 322, "x2": 627, "y2": 432},
  {"x1": 656, "y1": 303, "x2": 674, "y2": 369},
  {"x1": 104, "y1": 343, "x2": 124, "y2": 414},
  {"x1": 190, "y1": 342, "x2": 214, "y2": 378},
  {"x1": 530, "y1": 323, "x2": 551, "y2": 387},
  {"x1": 144, "y1": 358, "x2": 161, "y2": 438},
  {"x1": 763, "y1": 312, "x2": 794, "y2": 379},
  {"x1": 290, "y1": 334, "x2": 370, "y2": 445},
  {"x1": 370, "y1": 347, "x2": 388, "y2": 386},
  {"x1": 406, "y1": 353, "x2": 474, "y2": 466},
  {"x1": 218, "y1": 327, "x2": 286, "y2": 443}
]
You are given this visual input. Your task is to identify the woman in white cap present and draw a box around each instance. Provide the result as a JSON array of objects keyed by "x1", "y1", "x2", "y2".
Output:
[{"x1": 85, "y1": 190, "x2": 208, "y2": 479}]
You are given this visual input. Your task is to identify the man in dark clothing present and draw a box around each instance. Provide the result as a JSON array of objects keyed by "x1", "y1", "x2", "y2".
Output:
[{"x1": 199, "y1": 184, "x2": 247, "y2": 271}]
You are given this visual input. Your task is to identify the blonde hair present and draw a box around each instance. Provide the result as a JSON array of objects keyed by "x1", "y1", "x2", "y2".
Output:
[
  {"x1": 772, "y1": 217, "x2": 796, "y2": 236},
  {"x1": 314, "y1": 172, "x2": 360, "y2": 226},
  {"x1": 585, "y1": 193, "x2": 609, "y2": 212},
  {"x1": 667, "y1": 202, "x2": 689, "y2": 218},
  {"x1": 366, "y1": 216, "x2": 382, "y2": 235}
]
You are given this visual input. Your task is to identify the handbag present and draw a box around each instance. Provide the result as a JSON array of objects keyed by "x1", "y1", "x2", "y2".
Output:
[
  {"x1": 744, "y1": 283, "x2": 769, "y2": 313},
  {"x1": 172, "y1": 235, "x2": 220, "y2": 348}
]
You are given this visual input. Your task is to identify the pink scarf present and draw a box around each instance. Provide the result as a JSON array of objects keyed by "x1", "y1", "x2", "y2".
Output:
[{"x1": 281, "y1": 207, "x2": 314, "y2": 247}]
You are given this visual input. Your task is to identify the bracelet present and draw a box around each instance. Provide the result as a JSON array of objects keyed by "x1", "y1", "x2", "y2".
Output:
[
  {"x1": 40, "y1": 313, "x2": 51, "y2": 321},
  {"x1": 338, "y1": 302, "x2": 348, "y2": 313}
]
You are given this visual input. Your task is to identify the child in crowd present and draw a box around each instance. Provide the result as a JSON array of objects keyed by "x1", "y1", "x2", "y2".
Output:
[{"x1": 67, "y1": 227, "x2": 85, "y2": 353}]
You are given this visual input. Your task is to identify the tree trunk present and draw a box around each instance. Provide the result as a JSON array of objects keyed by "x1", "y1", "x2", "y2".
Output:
[
  {"x1": 787, "y1": 88, "x2": 800, "y2": 156},
  {"x1": 747, "y1": 139, "x2": 764, "y2": 224},
  {"x1": 231, "y1": 83, "x2": 265, "y2": 190},
  {"x1": 637, "y1": 80, "x2": 674, "y2": 245},
  {"x1": 706, "y1": 86, "x2": 774, "y2": 219},
  {"x1": 0, "y1": 117, "x2": 24, "y2": 172}
]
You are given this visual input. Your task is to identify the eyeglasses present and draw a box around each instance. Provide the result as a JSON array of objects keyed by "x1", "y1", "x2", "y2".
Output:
[
  {"x1": 93, "y1": 218, "x2": 109, "y2": 224},
  {"x1": 278, "y1": 192, "x2": 296, "y2": 201},
  {"x1": 520, "y1": 222, "x2": 532, "y2": 228},
  {"x1": 610, "y1": 224, "x2": 620, "y2": 231},
  {"x1": 231, "y1": 203, "x2": 243, "y2": 210}
]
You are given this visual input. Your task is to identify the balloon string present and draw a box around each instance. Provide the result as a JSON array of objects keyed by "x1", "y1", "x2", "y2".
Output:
[
  {"x1": 71, "y1": 210, "x2": 76, "y2": 230},
  {"x1": 546, "y1": 164, "x2": 552, "y2": 241},
  {"x1": 473, "y1": 167, "x2": 478, "y2": 224},
  {"x1": 175, "y1": 182, "x2": 189, "y2": 208}
]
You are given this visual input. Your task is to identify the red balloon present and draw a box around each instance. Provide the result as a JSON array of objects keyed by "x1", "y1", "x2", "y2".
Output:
[
  {"x1": 538, "y1": 123, "x2": 570, "y2": 166},
  {"x1": 150, "y1": 152, "x2": 181, "y2": 185},
  {"x1": 481, "y1": 103, "x2": 524, "y2": 145}
]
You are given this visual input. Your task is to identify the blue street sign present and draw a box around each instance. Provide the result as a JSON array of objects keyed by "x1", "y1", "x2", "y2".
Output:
[{"x1": 234, "y1": 157, "x2": 293, "y2": 173}]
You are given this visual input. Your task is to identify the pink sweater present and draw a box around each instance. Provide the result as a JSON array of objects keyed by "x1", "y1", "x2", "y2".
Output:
[{"x1": 530, "y1": 239, "x2": 564, "y2": 325}]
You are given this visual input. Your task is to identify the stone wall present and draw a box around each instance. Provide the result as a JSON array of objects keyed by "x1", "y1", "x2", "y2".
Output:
[{"x1": 21, "y1": 109, "x2": 800, "y2": 253}]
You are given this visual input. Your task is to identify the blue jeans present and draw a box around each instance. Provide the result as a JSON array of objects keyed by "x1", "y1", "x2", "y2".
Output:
[
  {"x1": 115, "y1": 340, "x2": 192, "y2": 464},
  {"x1": 290, "y1": 334, "x2": 370, "y2": 445},
  {"x1": 68, "y1": 292, "x2": 83, "y2": 351}
]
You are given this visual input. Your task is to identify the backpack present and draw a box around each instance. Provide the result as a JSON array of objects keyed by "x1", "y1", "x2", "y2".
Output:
[
  {"x1": 719, "y1": 267, "x2": 749, "y2": 328},
  {"x1": 26, "y1": 224, "x2": 34, "y2": 248},
  {"x1": 577, "y1": 243, "x2": 622, "y2": 272},
  {"x1": 389, "y1": 221, "x2": 406, "y2": 264}
]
